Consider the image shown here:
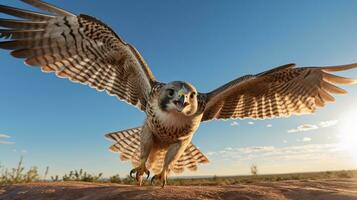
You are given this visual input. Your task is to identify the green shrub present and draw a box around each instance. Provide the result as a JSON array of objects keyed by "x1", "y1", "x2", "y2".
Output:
[
  {"x1": 0, "y1": 156, "x2": 39, "y2": 186},
  {"x1": 51, "y1": 175, "x2": 59, "y2": 182},
  {"x1": 62, "y1": 169, "x2": 103, "y2": 182},
  {"x1": 109, "y1": 174, "x2": 121, "y2": 184}
]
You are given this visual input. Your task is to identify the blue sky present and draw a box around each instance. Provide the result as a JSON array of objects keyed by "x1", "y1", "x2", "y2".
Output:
[{"x1": 1, "y1": 0, "x2": 357, "y2": 177}]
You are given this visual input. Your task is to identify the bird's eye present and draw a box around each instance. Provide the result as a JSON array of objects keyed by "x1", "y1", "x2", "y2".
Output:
[
  {"x1": 167, "y1": 89, "x2": 174, "y2": 97},
  {"x1": 190, "y1": 92, "x2": 196, "y2": 99}
]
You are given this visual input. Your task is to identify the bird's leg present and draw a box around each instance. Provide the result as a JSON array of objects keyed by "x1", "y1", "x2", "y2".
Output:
[
  {"x1": 151, "y1": 167, "x2": 169, "y2": 187},
  {"x1": 129, "y1": 161, "x2": 150, "y2": 186},
  {"x1": 151, "y1": 138, "x2": 191, "y2": 188},
  {"x1": 130, "y1": 128, "x2": 153, "y2": 186}
]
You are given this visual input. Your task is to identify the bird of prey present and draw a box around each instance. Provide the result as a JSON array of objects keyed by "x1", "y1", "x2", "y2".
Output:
[{"x1": 1, "y1": 0, "x2": 357, "y2": 187}]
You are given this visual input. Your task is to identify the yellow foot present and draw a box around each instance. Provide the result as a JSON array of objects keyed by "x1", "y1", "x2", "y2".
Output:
[
  {"x1": 129, "y1": 166, "x2": 150, "y2": 186},
  {"x1": 151, "y1": 171, "x2": 167, "y2": 188}
]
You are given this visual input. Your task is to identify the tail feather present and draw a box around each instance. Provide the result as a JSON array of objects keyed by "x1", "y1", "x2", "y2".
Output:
[
  {"x1": 105, "y1": 127, "x2": 142, "y2": 167},
  {"x1": 105, "y1": 128, "x2": 209, "y2": 174},
  {"x1": 172, "y1": 143, "x2": 209, "y2": 174}
]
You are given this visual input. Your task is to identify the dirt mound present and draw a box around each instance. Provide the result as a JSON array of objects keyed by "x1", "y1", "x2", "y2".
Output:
[{"x1": 1, "y1": 179, "x2": 357, "y2": 200}]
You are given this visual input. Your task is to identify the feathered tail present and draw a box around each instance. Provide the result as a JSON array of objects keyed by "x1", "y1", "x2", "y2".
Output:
[
  {"x1": 172, "y1": 143, "x2": 209, "y2": 173},
  {"x1": 105, "y1": 127, "x2": 209, "y2": 174},
  {"x1": 105, "y1": 127, "x2": 142, "y2": 167}
]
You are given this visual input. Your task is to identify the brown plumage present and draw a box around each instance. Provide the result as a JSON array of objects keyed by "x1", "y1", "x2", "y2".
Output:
[
  {"x1": 105, "y1": 128, "x2": 209, "y2": 175},
  {"x1": 1, "y1": 0, "x2": 357, "y2": 187},
  {"x1": 0, "y1": 1, "x2": 156, "y2": 111},
  {"x1": 201, "y1": 63, "x2": 357, "y2": 121}
]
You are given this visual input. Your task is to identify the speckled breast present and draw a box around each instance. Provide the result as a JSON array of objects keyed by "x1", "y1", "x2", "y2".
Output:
[{"x1": 146, "y1": 103, "x2": 200, "y2": 144}]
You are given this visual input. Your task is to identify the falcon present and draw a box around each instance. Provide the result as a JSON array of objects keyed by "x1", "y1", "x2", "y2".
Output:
[{"x1": 1, "y1": 0, "x2": 357, "y2": 187}]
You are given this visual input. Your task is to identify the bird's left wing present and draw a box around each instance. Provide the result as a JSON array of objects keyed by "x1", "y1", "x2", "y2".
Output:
[
  {"x1": 0, "y1": 0, "x2": 157, "y2": 111},
  {"x1": 200, "y1": 63, "x2": 357, "y2": 121}
]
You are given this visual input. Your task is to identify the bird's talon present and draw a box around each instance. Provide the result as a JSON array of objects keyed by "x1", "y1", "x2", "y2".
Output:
[
  {"x1": 145, "y1": 170, "x2": 150, "y2": 179},
  {"x1": 151, "y1": 175, "x2": 157, "y2": 185},
  {"x1": 151, "y1": 173, "x2": 167, "y2": 187},
  {"x1": 161, "y1": 177, "x2": 167, "y2": 188},
  {"x1": 130, "y1": 166, "x2": 150, "y2": 185},
  {"x1": 129, "y1": 168, "x2": 136, "y2": 179}
]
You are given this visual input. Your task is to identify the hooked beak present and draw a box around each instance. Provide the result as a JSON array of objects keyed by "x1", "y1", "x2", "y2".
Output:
[{"x1": 174, "y1": 95, "x2": 188, "y2": 112}]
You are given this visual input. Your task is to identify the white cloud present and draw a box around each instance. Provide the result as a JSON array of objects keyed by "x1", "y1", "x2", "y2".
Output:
[
  {"x1": 302, "y1": 137, "x2": 312, "y2": 142},
  {"x1": 208, "y1": 143, "x2": 343, "y2": 162},
  {"x1": 288, "y1": 124, "x2": 318, "y2": 133},
  {"x1": 238, "y1": 146, "x2": 275, "y2": 154},
  {"x1": 0, "y1": 141, "x2": 15, "y2": 145},
  {"x1": 230, "y1": 121, "x2": 239, "y2": 126},
  {"x1": 0, "y1": 134, "x2": 10, "y2": 138},
  {"x1": 266, "y1": 124, "x2": 273, "y2": 128},
  {"x1": 319, "y1": 120, "x2": 338, "y2": 128},
  {"x1": 206, "y1": 151, "x2": 217, "y2": 156},
  {"x1": 248, "y1": 121, "x2": 254, "y2": 125},
  {"x1": 0, "y1": 133, "x2": 15, "y2": 145},
  {"x1": 288, "y1": 120, "x2": 338, "y2": 133},
  {"x1": 283, "y1": 140, "x2": 288, "y2": 143}
]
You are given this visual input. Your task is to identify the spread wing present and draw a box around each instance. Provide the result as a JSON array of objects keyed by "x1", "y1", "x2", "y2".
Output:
[
  {"x1": 201, "y1": 63, "x2": 357, "y2": 121},
  {"x1": 0, "y1": 0, "x2": 157, "y2": 111}
]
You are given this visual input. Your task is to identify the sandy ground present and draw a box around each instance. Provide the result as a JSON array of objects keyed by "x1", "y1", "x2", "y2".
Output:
[{"x1": 1, "y1": 179, "x2": 357, "y2": 200}]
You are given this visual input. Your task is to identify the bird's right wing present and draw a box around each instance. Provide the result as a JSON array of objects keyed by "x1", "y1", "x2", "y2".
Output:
[
  {"x1": 0, "y1": 0, "x2": 157, "y2": 111},
  {"x1": 200, "y1": 63, "x2": 357, "y2": 121}
]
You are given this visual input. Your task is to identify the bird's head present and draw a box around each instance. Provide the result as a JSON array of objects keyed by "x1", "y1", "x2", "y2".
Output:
[{"x1": 159, "y1": 81, "x2": 198, "y2": 116}]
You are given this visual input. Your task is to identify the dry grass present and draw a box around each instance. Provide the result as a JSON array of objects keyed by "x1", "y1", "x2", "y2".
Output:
[
  {"x1": 2, "y1": 157, "x2": 357, "y2": 186},
  {"x1": 0, "y1": 157, "x2": 40, "y2": 186},
  {"x1": 168, "y1": 170, "x2": 357, "y2": 186}
]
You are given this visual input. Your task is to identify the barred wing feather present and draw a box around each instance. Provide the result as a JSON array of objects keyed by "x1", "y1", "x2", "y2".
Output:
[
  {"x1": 0, "y1": 0, "x2": 156, "y2": 111},
  {"x1": 202, "y1": 63, "x2": 357, "y2": 121}
]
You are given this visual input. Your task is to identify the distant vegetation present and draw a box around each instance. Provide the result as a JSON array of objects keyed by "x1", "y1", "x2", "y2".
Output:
[
  {"x1": 0, "y1": 157, "x2": 40, "y2": 186},
  {"x1": 1, "y1": 157, "x2": 357, "y2": 186},
  {"x1": 60, "y1": 169, "x2": 103, "y2": 182},
  {"x1": 250, "y1": 164, "x2": 258, "y2": 176},
  {"x1": 168, "y1": 170, "x2": 357, "y2": 186}
]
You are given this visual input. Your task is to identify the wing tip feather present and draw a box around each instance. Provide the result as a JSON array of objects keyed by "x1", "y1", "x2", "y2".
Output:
[
  {"x1": 321, "y1": 63, "x2": 357, "y2": 72},
  {"x1": 20, "y1": 0, "x2": 76, "y2": 17}
]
